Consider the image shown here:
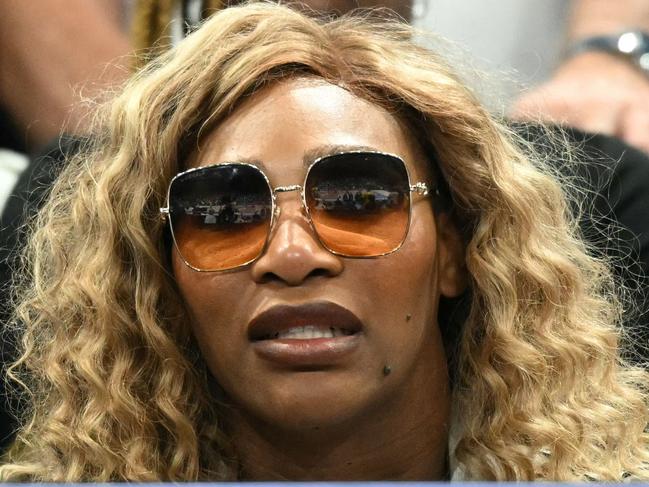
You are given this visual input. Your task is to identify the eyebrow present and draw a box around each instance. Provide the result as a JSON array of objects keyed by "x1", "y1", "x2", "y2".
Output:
[{"x1": 224, "y1": 144, "x2": 385, "y2": 170}]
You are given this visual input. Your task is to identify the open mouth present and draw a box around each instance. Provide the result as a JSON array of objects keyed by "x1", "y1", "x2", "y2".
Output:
[
  {"x1": 254, "y1": 324, "x2": 358, "y2": 341},
  {"x1": 248, "y1": 302, "x2": 363, "y2": 342},
  {"x1": 248, "y1": 302, "x2": 364, "y2": 366}
]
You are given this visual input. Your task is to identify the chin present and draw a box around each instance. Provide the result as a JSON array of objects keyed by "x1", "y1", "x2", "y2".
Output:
[{"x1": 233, "y1": 370, "x2": 384, "y2": 432}]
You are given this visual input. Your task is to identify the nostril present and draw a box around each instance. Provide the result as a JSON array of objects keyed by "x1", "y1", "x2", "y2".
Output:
[
  {"x1": 256, "y1": 267, "x2": 335, "y2": 285},
  {"x1": 308, "y1": 268, "x2": 331, "y2": 279},
  {"x1": 257, "y1": 271, "x2": 281, "y2": 284}
]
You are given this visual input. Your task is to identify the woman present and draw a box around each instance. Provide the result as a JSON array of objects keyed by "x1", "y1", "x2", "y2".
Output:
[{"x1": 1, "y1": 2, "x2": 648, "y2": 481}]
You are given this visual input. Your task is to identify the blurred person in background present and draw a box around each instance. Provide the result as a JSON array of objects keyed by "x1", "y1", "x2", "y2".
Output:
[{"x1": 510, "y1": 0, "x2": 649, "y2": 153}]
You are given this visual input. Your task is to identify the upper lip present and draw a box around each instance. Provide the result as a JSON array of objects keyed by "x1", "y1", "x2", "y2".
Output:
[{"x1": 247, "y1": 301, "x2": 364, "y2": 341}]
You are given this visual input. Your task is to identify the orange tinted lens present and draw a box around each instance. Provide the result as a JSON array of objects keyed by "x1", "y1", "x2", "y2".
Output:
[
  {"x1": 173, "y1": 216, "x2": 269, "y2": 270},
  {"x1": 169, "y1": 164, "x2": 272, "y2": 271},
  {"x1": 306, "y1": 153, "x2": 410, "y2": 256}
]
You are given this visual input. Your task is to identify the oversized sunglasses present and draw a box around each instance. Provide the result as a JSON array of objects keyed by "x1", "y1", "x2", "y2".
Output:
[{"x1": 160, "y1": 151, "x2": 432, "y2": 272}]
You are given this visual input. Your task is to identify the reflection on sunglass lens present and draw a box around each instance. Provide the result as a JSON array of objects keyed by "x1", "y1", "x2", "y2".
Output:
[
  {"x1": 169, "y1": 164, "x2": 272, "y2": 271},
  {"x1": 306, "y1": 153, "x2": 410, "y2": 256}
]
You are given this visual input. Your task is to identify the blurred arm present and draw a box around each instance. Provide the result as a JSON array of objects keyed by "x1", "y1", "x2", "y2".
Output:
[
  {"x1": 0, "y1": 0, "x2": 130, "y2": 150},
  {"x1": 568, "y1": 0, "x2": 649, "y2": 38},
  {"x1": 511, "y1": 0, "x2": 649, "y2": 153}
]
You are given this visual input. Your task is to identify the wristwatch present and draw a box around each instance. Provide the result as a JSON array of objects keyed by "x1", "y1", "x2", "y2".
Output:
[{"x1": 566, "y1": 30, "x2": 649, "y2": 74}]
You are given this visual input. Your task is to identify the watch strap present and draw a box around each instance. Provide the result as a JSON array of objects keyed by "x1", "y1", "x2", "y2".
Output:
[{"x1": 566, "y1": 30, "x2": 649, "y2": 73}]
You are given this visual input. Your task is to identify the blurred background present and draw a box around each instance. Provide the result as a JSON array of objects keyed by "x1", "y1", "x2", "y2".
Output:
[{"x1": 415, "y1": 0, "x2": 569, "y2": 106}]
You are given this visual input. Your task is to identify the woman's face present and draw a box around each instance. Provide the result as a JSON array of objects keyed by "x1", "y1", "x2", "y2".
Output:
[{"x1": 172, "y1": 77, "x2": 465, "y2": 433}]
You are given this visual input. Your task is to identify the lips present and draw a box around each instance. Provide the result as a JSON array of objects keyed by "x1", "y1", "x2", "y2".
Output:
[
  {"x1": 248, "y1": 301, "x2": 364, "y2": 367},
  {"x1": 248, "y1": 301, "x2": 363, "y2": 340}
]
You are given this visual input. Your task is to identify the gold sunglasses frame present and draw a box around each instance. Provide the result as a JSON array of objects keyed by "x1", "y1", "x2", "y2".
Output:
[{"x1": 160, "y1": 150, "x2": 433, "y2": 272}]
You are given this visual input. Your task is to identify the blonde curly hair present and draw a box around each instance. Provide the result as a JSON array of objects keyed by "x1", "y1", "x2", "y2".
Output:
[{"x1": 1, "y1": 2, "x2": 648, "y2": 481}]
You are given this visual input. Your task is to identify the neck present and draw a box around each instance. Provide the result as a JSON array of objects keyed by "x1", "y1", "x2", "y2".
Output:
[{"x1": 224, "y1": 381, "x2": 450, "y2": 480}]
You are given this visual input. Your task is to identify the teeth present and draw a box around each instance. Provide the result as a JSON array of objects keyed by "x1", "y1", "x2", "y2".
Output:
[{"x1": 272, "y1": 325, "x2": 350, "y2": 340}]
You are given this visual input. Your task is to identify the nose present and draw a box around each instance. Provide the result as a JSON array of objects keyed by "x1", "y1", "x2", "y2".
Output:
[{"x1": 250, "y1": 198, "x2": 344, "y2": 285}]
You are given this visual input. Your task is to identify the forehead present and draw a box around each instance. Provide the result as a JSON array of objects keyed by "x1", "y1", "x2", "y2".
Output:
[{"x1": 192, "y1": 77, "x2": 429, "y2": 183}]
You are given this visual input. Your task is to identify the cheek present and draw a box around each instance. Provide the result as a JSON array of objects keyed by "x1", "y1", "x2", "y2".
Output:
[
  {"x1": 172, "y1": 250, "x2": 247, "y2": 374},
  {"x1": 172, "y1": 248, "x2": 241, "y2": 318},
  {"x1": 345, "y1": 205, "x2": 447, "y2": 402},
  {"x1": 378, "y1": 207, "x2": 438, "y2": 307},
  {"x1": 355, "y1": 206, "x2": 441, "y2": 351}
]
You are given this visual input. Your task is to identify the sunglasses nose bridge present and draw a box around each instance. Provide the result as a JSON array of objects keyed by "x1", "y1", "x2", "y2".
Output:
[
  {"x1": 269, "y1": 183, "x2": 323, "y2": 252},
  {"x1": 273, "y1": 184, "x2": 303, "y2": 194},
  {"x1": 272, "y1": 184, "x2": 307, "y2": 218}
]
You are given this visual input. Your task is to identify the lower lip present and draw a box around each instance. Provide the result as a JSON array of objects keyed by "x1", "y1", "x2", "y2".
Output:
[{"x1": 252, "y1": 335, "x2": 361, "y2": 367}]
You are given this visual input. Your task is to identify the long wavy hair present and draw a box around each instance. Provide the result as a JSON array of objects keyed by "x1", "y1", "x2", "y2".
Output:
[{"x1": 1, "y1": 2, "x2": 648, "y2": 481}]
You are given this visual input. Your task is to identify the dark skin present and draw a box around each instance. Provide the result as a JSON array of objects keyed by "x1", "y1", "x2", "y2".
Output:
[
  {"x1": 173, "y1": 78, "x2": 467, "y2": 480},
  {"x1": 225, "y1": 384, "x2": 449, "y2": 479}
]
